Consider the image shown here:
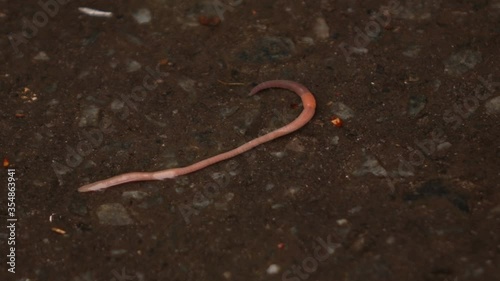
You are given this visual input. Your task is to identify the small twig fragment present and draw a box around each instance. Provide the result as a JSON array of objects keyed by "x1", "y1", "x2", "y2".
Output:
[
  {"x1": 217, "y1": 80, "x2": 247, "y2": 86},
  {"x1": 78, "y1": 7, "x2": 113, "y2": 18},
  {"x1": 51, "y1": 227, "x2": 67, "y2": 235}
]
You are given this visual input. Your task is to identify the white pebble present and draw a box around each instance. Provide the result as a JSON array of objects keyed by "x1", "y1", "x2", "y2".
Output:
[
  {"x1": 133, "y1": 8, "x2": 152, "y2": 24},
  {"x1": 336, "y1": 218, "x2": 348, "y2": 226},
  {"x1": 266, "y1": 264, "x2": 280, "y2": 275},
  {"x1": 33, "y1": 51, "x2": 49, "y2": 61}
]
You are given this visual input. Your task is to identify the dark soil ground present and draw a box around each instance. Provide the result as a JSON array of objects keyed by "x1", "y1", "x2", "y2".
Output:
[{"x1": 1, "y1": 0, "x2": 499, "y2": 280}]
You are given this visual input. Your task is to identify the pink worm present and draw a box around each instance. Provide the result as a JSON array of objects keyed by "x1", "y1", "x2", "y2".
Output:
[{"x1": 78, "y1": 80, "x2": 316, "y2": 192}]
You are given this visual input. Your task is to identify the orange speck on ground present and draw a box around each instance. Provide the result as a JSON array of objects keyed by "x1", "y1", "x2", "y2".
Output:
[{"x1": 331, "y1": 117, "x2": 342, "y2": 127}]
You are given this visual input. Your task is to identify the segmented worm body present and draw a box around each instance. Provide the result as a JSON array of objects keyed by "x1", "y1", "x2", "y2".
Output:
[{"x1": 78, "y1": 80, "x2": 316, "y2": 192}]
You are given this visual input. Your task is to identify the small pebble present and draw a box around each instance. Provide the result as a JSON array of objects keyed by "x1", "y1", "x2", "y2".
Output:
[
  {"x1": 272, "y1": 203, "x2": 285, "y2": 209},
  {"x1": 220, "y1": 106, "x2": 239, "y2": 118},
  {"x1": 270, "y1": 151, "x2": 286, "y2": 158},
  {"x1": 96, "y1": 203, "x2": 134, "y2": 225},
  {"x1": 110, "y1": 99, "x2": 125, "y2": 111},
  {"x1": 223, "y1": 271, "x2": 232, "y2": 279},
  {"x1": 353, "y1": 151, "x2": 388, "y2": 177},
  {"x1": 408, "y1": 95, "x2": 427, "y2": 117},
  {"x1": 122, "y1": 191, "x2": 149, "y2": 200},
  {"x1": 127, "y1": 60, "x2": 142, "y2": 72},
  {"x1": 78, "y1": 70, "x2": 90, "y2": 79},
  {"x1": 348, "y1": 206, "x2": 362, "y2": 214},
  {"x1": 437, "y1": 142, "x2": 452, "y2": 151},
  {"x1": 330, "y1": 136, "x2": 339, "y2": 145},
  {"x1": 386, "y1": 236, "x2": 395, "y2": 244},
  {"x1": 485, "y1": 96, "x2": 500, "y2": 114},
  {"x1": 351, "y1": 235, "x2": 365, "y2": 252},
  {"x1": 313, "y1": 17, "x2": 330, "y2": 39},
  {"x1": 178, "y1": 78, "x2": 196, "y2": 93},
  {"x1": 336, "y1": 218, "x2": 348, "y2": 226},
  {"x1": 34, "y1": 51, "x2": 49, "y2": 61},
  {"x1": 225, "y1": 192, "x2": 234, "y2": 202},
  {"x1": 192, "y1": 195, "x2": 211, "y2": 208},
  {"x1": 285, "y1": 137, "x2": 305, "y2": 152},
  {"x1": 286, "y1": 186, "x2": 300, "y2": 196},
  {"x1": 78, "y1": 104, "x2": 100, "y2": 127},
  {"x1": 266, "y1": 264, "x2": 280, "y2": 275},
  {"x1": 133, "y1": 8, "x2": 152, "y2": 24},
  {"x1": 444, "y1": 49, "x2": 482, "y2": 76},
  {"x1": 350, "y1": 47, "x2": 368, "y2": 54},
  {"x1": 402, "y1": 45, "x2": 421, "y2": 58},
  {"x1": 299, "y1": 37, "x2": 315, "y2": 46},
  {"x1": 110, "y1": 249, "x2": 127, "y2": 256},
  {"x1": 331, "y1": 102, "x2": 355, "y2": 119}
]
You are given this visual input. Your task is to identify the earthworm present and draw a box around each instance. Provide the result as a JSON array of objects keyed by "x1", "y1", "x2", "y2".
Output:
[{"x1": 78, "y1": 80, "x2": 316, "y2": 192}]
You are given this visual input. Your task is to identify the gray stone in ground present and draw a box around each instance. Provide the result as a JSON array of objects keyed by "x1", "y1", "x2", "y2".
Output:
[
  {"x1": 133, "y1": 8, "x2": 152, "y2": 24},
  {"x1": 408, "y1": 94, "x2": 427, "y2": 116},
  {"x1": 353, "y1": 152, "x2": 387, "y2": 177},
  {"x1": 331, "y1": 102, "x2": 355, "y2": 119},
  {"x1": 110, "y1": 99, "x2": 125, "y2": 111},
  {"x1": 330, "y1": 136, "x2": 339, "y2": 145},
  {"x1": 122, "y1": 190, "x2": 149, "y2": 200},
  {"x1": 299, "y1": 37, "x2": 314, "y2": 46},
  {"x1": 96, "y1": 203, "x2": 134, "y2": 225},
  {"x1": 192, "y1": 194, "x2": 211, "y2": 208},
  {"x1": 437, "y1": 142, "x2": 452, "y2": 151},
  {"x1": 78, "y1": 104, "x2": 100, "y2": 127},
  {"x1": 177, "y1": 78, "x2": 197, "y2": 101},
  {"x1": 110, "y1": 249, "x2": 127, "y2": 256},
  {"x1": 286, "y1": 137, "x2": 305, "y2": 152},
  {"x1": 444, "y1": 49, "x2": 482, "y2": 76},
  {"x1": 272, "y1": 203, "x2": 285, "y2": 209},
  {"x1": 34, "y1": 51, "x2": 49, "y2": 61},
  {"x1": 124, "y1": 33, "x2": 144, "y2": 45},
  {"x1": 402, "y1": 45, "x2": 421, "y2": 58},
  {"x1": 485, "y1": 96, "x2": 500, "y2": 114},
  {"x1": 126, "y1": 60, "x2": 142, "y2": 72},
  {"x1": 395, "y1": 167, "x2": 414, "y2": 177},
  {"x1": 220, "y1": 106, "x2": 239, "y2": 118}
]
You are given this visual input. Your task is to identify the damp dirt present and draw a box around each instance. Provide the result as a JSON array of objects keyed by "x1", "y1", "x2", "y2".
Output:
[{"x1": 0, "y1": 0, "x2": 499, "y2": 280}]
